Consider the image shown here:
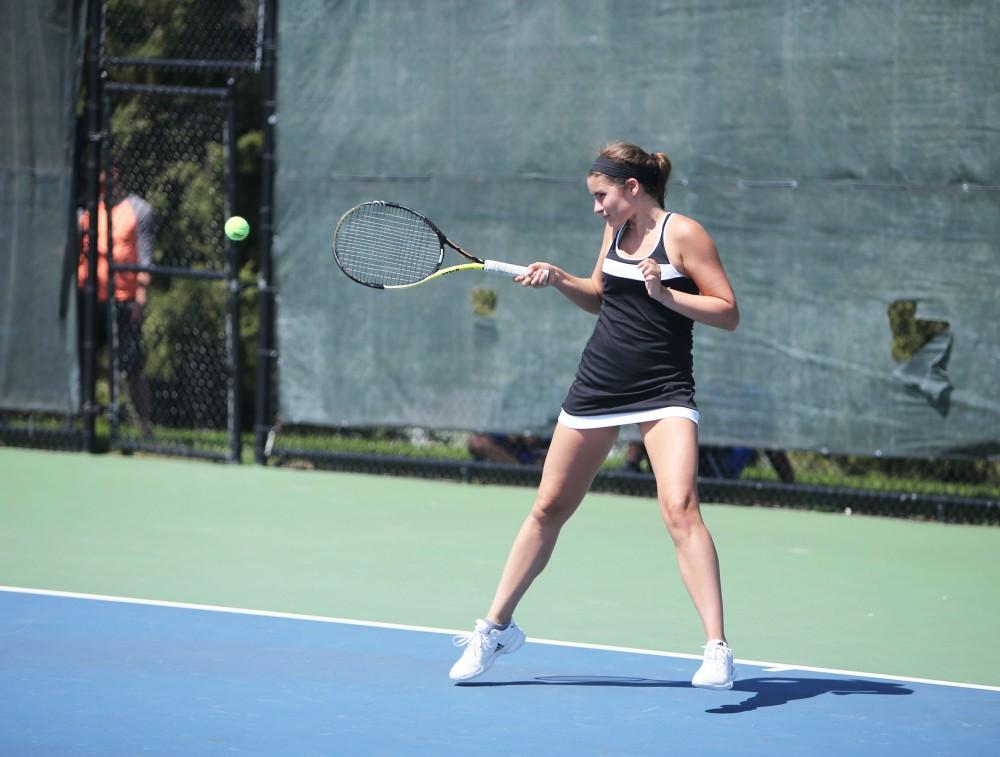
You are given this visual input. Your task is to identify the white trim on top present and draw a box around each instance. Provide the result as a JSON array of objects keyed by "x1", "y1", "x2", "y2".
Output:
[{"x1": 602, "y1": 257, "x2": 685, "y2": 281}]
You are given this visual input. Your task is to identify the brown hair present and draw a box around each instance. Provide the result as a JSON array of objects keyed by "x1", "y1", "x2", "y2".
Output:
[{"x1": 590, "y1": 141, "x2": 672, "y2": 208}]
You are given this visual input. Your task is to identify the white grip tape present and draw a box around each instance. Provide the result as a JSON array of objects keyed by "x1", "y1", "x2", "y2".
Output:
[
  {"x1": 483, "y1": 260, "x2": 550, "y2": 285},
  {"x1": 483, "y1": 259, "x2": 530, "y2": 276}
]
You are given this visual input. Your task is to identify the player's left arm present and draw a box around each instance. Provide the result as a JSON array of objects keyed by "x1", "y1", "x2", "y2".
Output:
[{"x1": 639, "y1": 215, "x2": 739, "y2": 331}]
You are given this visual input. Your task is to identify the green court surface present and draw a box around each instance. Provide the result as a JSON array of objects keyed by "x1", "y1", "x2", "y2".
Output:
[{"x1": 1, "y1": 447, "x2": 998, "y2": 687}]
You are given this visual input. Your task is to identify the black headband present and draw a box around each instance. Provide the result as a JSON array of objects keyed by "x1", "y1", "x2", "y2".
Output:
[{"x1": 589, "y1": 156, "x2": 659, "y2": 187}]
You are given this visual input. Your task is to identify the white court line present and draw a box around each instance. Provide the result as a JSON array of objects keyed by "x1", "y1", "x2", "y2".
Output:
[{"x1": 3, "y1": 585, "x2": 999, "y2": 693}]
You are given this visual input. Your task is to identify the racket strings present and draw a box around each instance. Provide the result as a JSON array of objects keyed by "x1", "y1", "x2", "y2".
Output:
[{"x1": 335, "y1": 203, "x2": 443, "y2": 287}]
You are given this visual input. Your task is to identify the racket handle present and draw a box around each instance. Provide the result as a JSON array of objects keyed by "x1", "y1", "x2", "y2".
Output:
[{"x1": 483, "y1": 259, "x2": 530, "y2": 277}]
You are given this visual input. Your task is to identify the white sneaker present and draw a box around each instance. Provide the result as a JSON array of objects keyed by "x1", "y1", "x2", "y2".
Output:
[
  {"x1": 691, "y1": 639, "x2": 735, "y2": 690},
  {"x1": 449, "y1": 619, "x2": 526, "y2": 681}
]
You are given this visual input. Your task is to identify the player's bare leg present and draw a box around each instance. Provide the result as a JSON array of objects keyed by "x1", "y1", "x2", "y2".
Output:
[
  {"x1": 486, "y1": 423, "x2": 619, "y2": 625},
  {"x1": 641, "y1": 416, "x2": 734, "y2": 689},
  {"x1": 450, "y1": 423, "x2": 617, "y2": 681}
]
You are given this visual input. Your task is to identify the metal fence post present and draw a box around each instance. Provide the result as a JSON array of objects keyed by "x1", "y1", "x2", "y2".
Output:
[
  {"x1": 82, "y1": 0, "x2": 105, "y2": 452},
  {"x1": 254, "y1": 0, "x2": 278, "y2": 465}
]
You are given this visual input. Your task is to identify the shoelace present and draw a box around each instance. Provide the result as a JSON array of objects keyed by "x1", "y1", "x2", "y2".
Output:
[
  {"x1": 702, "y1": 643, "x2": 732, "y2": 668},
  {"x1": 453, "y1": 629, "x2": 492, "y2": 652}
]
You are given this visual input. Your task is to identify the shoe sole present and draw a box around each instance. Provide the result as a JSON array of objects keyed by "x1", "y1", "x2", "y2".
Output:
[
  {"x1": 692, "y1": 669, "x2": 736, "y2": 690},
  {"x1": 450, "y1": 632, "x2": 526, "y2": 682},
  {"x1": 692, "y1": 680, "x2": 734, "y2": 690}
]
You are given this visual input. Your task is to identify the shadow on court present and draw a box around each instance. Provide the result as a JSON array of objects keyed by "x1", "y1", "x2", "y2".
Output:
[
  {"x1": 711, "y1": 677, "x2": 914, "y2": 714},
  {"x1": 458, "y1": 675, "x2": 914, "y2": 714}
]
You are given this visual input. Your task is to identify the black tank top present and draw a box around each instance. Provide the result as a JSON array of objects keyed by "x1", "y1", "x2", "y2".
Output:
[{"x1": 562, "y1": 213, "x2": 699, "y2": 417}]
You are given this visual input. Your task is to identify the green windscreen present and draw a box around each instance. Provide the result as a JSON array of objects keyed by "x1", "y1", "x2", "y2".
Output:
[
  {"x1": 275, "y1": 1, "x2": 1000, "y2": 457},
  {"x1": 0, "y1": 0, "x2": 81, "y2": 413}
]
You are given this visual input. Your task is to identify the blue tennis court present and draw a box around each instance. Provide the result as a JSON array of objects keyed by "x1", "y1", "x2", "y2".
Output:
[{"x1": 2, "y1": 587, "x2": 996, "y2": 756}]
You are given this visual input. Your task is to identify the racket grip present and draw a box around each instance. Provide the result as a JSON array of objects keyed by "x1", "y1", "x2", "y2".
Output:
[{"x1": 483, "y1": 259, "x2": 530, "y2": 277}]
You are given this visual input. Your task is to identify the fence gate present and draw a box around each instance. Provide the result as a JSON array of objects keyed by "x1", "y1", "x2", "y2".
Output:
[
  {"x1": 84, "y1": 0, "x2": 267, "y2": 461},
  {"x1": 101, "y1": 83, "x2": 241, "y2": 461}
]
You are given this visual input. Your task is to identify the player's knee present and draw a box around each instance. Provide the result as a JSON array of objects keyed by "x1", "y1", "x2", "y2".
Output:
[
  {"x1": 530, "y1": 493, "x2": 575, "y2": 529},
  {"x1": 658, "y1": 489, "x2": 701, "y2": 539}
]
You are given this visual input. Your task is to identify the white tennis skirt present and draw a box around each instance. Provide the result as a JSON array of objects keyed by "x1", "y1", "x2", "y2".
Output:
[{"x1": 558, "y1": 406, "x2": 700, "y2": 429}]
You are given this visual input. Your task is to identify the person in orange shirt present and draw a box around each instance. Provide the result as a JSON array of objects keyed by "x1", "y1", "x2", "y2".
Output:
[{"x1": 77, "y1": 167, "x2": 155, "y2": 436}]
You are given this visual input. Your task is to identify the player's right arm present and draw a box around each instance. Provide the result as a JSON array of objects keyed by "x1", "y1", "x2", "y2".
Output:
[{"x1": 516, "y1": 223, "x2": 610, "y2": 315}]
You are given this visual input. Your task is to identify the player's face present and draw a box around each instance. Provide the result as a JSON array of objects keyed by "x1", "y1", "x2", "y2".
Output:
[{"x1": 587, "y1": 174, "x2": 633, "y2": 227}]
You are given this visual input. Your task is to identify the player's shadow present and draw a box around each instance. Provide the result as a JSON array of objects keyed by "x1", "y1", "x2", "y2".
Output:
[
  {"x1": 707, "y1": 677, "x2": 914, "y2": 714},
  {"x1": 458, "y1": 675, "x2": 913, "y2": 713}
]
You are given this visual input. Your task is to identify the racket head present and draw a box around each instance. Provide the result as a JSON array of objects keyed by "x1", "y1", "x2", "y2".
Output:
[{"x1": 333, "y1": 201, "x2": 446, "y2": 288}]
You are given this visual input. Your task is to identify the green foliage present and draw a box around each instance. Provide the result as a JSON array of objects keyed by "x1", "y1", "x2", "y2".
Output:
[
  {"x1": 887, "y1": 300, "x2": 950, "y2": 363},
  {"x1": 740, "y1": 450, "x2": 1000, "y2": 499},
  {"x1": 471, "y1": 288, "x2": 498, "y2": 317},
  {"x1": 105, "y1": 0, "x2": 253, "y2": 61},
  {"x1": 144, "y1": 279, "x2": 226, "y2": 384}
]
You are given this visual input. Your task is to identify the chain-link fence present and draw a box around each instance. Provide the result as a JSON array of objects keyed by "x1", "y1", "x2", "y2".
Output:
[
  {"x1": 103, "y1": 0, "x2": 262, "y2": 71},
  {"x1": 41, "y1": 0, "x2": 264, "y2": 461},
  {"x1": 102, "y1": 82, "x2": 240, "y2": 460},
  {"x1": 266, "y1": 426, "x2": 1000, "y2": 525},
  {"x1": 4, "y1": 0, "x2": 997, "y2": 526}
]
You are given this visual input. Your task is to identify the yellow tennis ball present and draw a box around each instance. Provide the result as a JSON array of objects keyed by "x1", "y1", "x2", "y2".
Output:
[{"x1": 225, "y1": 216, "x2": 250, "y2": 241}]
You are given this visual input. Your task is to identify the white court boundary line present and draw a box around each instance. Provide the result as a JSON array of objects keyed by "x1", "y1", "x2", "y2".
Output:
[{"x1": 3, "y1": 585, "x2": 998, "y2": 693}]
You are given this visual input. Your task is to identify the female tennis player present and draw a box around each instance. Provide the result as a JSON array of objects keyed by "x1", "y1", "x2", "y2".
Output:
[{"x1": 449, "y1": 141, "x2": 740, "y2": 689}]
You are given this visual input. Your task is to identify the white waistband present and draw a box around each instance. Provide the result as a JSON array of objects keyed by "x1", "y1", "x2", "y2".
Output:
[{"x1": 558, "y1": 406, "x2": 700, "y2": 428}]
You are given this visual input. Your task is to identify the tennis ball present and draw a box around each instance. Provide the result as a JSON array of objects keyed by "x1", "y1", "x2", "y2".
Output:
[{"x1": 225, "y1": 216, "x2": 250, "y2": 241}]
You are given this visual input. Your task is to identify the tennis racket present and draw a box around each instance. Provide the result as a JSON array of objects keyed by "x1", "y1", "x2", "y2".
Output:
[{"x1": 333, "y1": 200, "x2": 541, "y2": 290}]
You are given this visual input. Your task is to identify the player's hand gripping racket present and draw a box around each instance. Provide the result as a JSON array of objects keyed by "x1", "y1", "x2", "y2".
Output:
[{"x1": 333, "y1": 200, "x2": 545, "y2": 289}]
